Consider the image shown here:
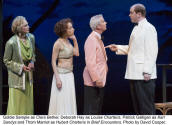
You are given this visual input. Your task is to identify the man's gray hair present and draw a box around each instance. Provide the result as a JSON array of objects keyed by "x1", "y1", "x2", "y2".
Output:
[{"x1": 89, "y1": 14, "x2": 103, "y2": 30}]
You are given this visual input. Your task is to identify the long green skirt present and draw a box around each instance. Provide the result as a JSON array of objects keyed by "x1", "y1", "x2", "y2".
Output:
[{"x1": 6, "y1": 75, "x2": 34, "y2": 115}]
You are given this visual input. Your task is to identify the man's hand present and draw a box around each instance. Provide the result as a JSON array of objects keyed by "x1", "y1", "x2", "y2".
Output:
[
  {"x1": 143, "y1": 73, "x2": 151, "y2": 81},
  {"x1": 96, "y1": 80, "x2": 104, "y2": 88},
  {"x1": 105, "y1": 44, "x2": 118, "y2": 52}
]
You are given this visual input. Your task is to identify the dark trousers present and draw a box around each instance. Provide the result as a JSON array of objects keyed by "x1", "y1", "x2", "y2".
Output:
[
  {"x1": 130, "y1": 79, "x2": 156, "y2": 115},
  {"x1": 83, "y1": 85, "x2": 104, "y2": 115}
]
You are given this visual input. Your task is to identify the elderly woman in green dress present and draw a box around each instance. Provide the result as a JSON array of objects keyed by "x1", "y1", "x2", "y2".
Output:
[{"x1": 3, "y1": 16, "x2": 35, "y2": 115}]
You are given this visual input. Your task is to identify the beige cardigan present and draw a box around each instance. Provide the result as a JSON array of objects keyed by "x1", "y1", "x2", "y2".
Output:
[{"x1": 3, "y1": 33, "x2": 36, "y2": 90}]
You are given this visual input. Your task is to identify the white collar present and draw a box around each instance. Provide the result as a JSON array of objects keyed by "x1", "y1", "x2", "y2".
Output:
[
  {"x1": 138, "y1": 18, "x2": 147, "y2": 26},
  {"x1": 93, "y1": 31, "x2": 101, "y2": 39}
]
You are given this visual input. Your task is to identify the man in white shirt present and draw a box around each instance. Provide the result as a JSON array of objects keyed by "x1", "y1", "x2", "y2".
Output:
[{"x1": 107, "y1": 3, "x2": 158, "y2": 114}]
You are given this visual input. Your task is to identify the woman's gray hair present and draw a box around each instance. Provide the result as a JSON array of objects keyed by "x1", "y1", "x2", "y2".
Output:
[
  {"x1": 89, "y1": 14, "x2": 103, "y2": 30},
  {"x1": 11, "y1": 16, "x2": 27, "y2": 34}
]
